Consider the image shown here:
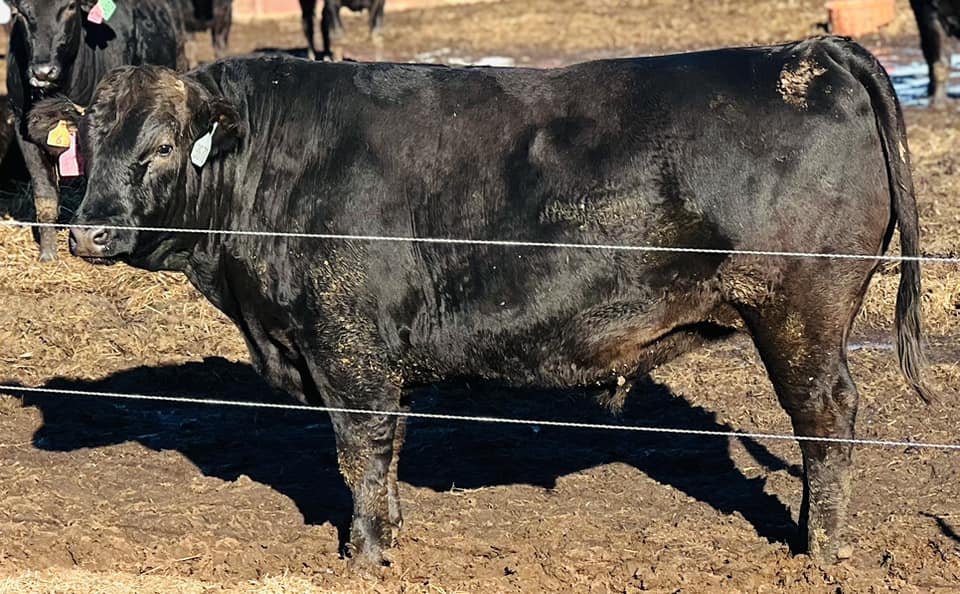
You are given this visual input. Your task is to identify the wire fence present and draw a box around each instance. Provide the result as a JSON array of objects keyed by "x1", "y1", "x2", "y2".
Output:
[
  {"x1": 3, "y1": 384, "x2": 959, "y2": 451},
  {"x1": 3, "y1": 219, "x2": 960, "y2": 264},
  {"x1": 0, "y1": 217, "x2": 957, "y2": 452}
]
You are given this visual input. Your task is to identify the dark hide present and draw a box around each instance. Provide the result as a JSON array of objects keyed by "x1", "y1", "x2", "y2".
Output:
[
  {"x1": 0, "y1": 96, "x2": 16, "y2": 169},
  {"x1": 909, "y1": 0, "x2": 960, "y2": 106},
  {"x1": 35, "y1": 36, "x2": 930, "y2": 567},
  {"x1": 174, "y1": 0, "x2": 233, "y2": 59},
  {"x1": 7, "y1": 0, "x2": 186, "y2": 261},
  {"x1": 300, "y1": 0, "x2": 385, "y2": 60}
]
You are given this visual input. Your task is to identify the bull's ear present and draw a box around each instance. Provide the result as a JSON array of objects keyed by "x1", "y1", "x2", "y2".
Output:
[
  {"x1": 79, "y1": 0, "x2": 98, "y2": 14},
  {"x1": 190, "y1": 97, "x2": 243, "y2": 167},
  {"x1": 25, "y1": 97, "x2": 85, "y2": 156},
  {"x1": 207, "y1": 98, "x2": 243, "y2": 157}
]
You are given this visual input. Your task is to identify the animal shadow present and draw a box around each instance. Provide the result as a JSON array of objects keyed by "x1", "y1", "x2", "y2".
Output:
[{"x1": 6, "y1": 356, "x2": 804, "y2": 551}]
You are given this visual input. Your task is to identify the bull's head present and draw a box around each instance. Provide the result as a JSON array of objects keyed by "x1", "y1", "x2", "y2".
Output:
[
  {"x1": 8, "y1": 0, "x2": 101, "y2": 89},
  {"x1": 26, "y1": 66, "x2": 243, "y2": 266}
]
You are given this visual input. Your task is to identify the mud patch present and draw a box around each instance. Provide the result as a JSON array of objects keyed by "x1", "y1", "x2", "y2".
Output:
[{"x1": 778, "y1": 58, "x2": 827, "y2": 110}]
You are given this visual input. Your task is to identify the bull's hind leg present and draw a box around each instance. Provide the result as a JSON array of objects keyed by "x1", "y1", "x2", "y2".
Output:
[
  {"x1": 740, "y1": 300, "x2": 860, "y2": 562},
  {"x1": 727, "y1": 251, "x2": 878, "y2": 561}
]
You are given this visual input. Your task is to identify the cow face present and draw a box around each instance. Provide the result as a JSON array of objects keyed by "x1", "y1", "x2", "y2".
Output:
[
  {"x1": 9, "y1": 0, "x2": 95, "y2": 89},
  {"x1": 26, "y1": 66, "x2": 243, "y2": 265}
]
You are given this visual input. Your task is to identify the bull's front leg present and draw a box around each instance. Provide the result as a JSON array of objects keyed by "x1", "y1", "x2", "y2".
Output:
[
  {"x1": 17, "y1": 127, "x2": 60, "y2": 261},
  {"x1": 329, "y1": 405, "x2": 405, "y2": 566}
]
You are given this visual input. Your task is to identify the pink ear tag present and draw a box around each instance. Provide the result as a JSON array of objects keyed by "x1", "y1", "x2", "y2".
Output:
[
  {"x1": 58, "y1": 133, "x2": 83, "y2": 177},
  {"x1": 87, "y1": 3, "x2": 104, "y2": 24}
]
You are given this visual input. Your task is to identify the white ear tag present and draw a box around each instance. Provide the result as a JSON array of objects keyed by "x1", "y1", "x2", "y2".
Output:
[
  {"x1": 0, "y1": 1, "x2": 12, "y2": 25},
  {"x1": 190, "y1": 121, "x2": 218, "y2": 167}
]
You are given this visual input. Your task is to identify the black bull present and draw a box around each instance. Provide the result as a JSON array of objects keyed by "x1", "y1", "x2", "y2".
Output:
[{"x1": 27, "y1": 36, "x2": 930, "y2": 566}]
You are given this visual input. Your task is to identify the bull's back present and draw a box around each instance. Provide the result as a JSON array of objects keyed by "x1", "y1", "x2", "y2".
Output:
[{"x1": 278, "y1": 41, "x2": 889, "y2": 264}]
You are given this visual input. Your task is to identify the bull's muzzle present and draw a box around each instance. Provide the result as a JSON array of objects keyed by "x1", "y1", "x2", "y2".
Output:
[
  {"x1": 28, "y1": 63, "x2": 61, "y2": 88},
  {"x1": 68, "y1": 226, "x2": 111, "y2": 258}
]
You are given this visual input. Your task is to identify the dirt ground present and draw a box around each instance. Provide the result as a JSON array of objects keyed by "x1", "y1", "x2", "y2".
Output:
[{"x1": 1, "y1": 0, "x2": 959, "y2": 592}]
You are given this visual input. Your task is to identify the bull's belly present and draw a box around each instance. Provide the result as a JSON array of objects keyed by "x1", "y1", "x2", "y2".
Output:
[{"x1": 396, "y1": 299, "x2": 742, "y2": 390}]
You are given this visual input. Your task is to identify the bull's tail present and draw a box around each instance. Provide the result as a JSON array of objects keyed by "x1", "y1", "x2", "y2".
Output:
[{"x1": 828, "y1": 37, "x2": 933, "y2": 402}]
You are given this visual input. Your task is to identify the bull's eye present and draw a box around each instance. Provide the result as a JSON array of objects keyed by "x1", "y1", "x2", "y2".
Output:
[{"x1": 157, "y1": 144, "x2": 174, "y2": 157}]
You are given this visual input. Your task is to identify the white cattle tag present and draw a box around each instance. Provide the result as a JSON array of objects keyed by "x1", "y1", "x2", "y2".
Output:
[
  {"x1": 190, "y1": 122, "x2": 218, "y2": 167},
  {"x1": 0, "y1": 1, "x2": 12, "y2": 25}
]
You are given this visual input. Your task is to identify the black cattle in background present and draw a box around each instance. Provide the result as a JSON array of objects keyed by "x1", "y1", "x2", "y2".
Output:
[
  {"x1": 300, "y1": 0, "x2": 385, "y2": 61},
  {"x1": 5, "y1": 0, "x2": 186, "y2": 261},
  {"x1": 0, "y1": 96, "x2": 16, "y2": 173},
  {"x1": 910, "y1": 0, "x2": 960, "y2": 106},
  {"x1": 176, "y1": 0, "x2": 233, "y2": 60}
]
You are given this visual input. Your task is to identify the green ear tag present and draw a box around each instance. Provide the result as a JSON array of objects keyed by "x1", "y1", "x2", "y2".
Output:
[{"x1": 100, "y1": 0, "x2": 116, "y2": 21}]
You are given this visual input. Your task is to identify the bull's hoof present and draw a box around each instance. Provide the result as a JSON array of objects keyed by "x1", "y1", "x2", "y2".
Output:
[
  {"x1": 345, "y1": 540, "x2": 388, "y2": 569},
  {"x1": 347, "y1": 515, "x2": 395, "y2": 569},
  {"x1": 806, "y1": 529, "x2": 851, "y2": 564},
  {"x1": 38, "y1": 249, "x2": 58, "y2": 263},
  {"x1": 344, "y1": 543, "x2": 387, "y2": 580}
]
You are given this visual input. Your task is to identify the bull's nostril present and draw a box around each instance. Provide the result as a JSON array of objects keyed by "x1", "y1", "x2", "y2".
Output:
[
  {"x1": 31, "y1": 64, "x2": 59, "y2": 82},
  {"x1": 91, "y1": 228, "x2": 110, "y2": 246}
]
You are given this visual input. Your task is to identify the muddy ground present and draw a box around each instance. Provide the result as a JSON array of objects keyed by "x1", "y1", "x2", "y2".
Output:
[{"x1": 1, "y1": 0, "x2": 959, "y2": 592}]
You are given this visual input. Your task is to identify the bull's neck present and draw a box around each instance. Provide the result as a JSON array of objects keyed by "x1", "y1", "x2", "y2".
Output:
[
  {"x1": 130, "y1": 164, "x2": 232, "y2": 275},
  {"x1": 175, "y1": 158, "x2": 241, "y2": 277},
  {"x1": 61, "y1": 36, "x2": 109, "y2": 104},
  {"x1": 172, "y1": 159, "x2": 259, "y2": 319}
]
